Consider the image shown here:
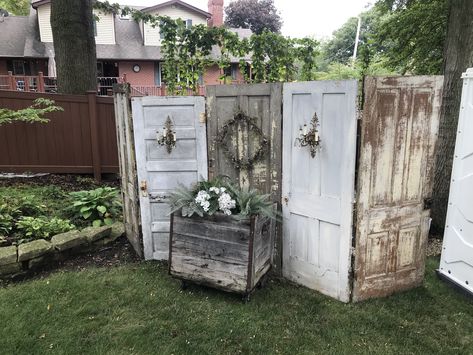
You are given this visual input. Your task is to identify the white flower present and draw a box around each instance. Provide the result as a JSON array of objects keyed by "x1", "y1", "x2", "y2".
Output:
[
  {"x1": 209, "y1": 187, "x2": 221, "y2": 194},
  {"x1": 220, "y1": 187, "x2": 226, "y2": 193},
  {"x1": 195, "y1": 190, "x2": 211, "y2": 211},
  {"x1": 218, "y1": 192, "x2": 236, "y2": 215}
]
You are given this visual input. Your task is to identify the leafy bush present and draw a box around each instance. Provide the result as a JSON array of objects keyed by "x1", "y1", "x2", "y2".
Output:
[
  {"x1": 169, "y1": 177, "x2": 278, "y2": 220},
  {"x1": 0, "y1": 204, "x2": 18, "y2": 237},
  {"x1": 16, "y1": 216, "x2": 75, "y2": 241},
  {"x1": 69, "y1": 187, "x2": 121, "y2": 227}
]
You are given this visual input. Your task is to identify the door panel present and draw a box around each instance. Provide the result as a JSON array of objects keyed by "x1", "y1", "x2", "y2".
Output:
[
  {"x1": 132, "y1": 96, "x2": 207, "y2": 260},
  {"x1": 354, "y1": 76, "x2": 443, "y2": 301},
  {"x1": 439, "y1": 69, "x2": 473, "y2": 295},
  {"x1": 282, "y1": 81, "x2": 358, "y2": 302}
]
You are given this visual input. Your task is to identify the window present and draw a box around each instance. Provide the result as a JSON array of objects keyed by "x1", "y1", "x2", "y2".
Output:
[
  {"x1": 185, "y1": 19, "x2": 193, "y2": 29},
  {"x1": 13, "y1": 60, "x2": 25, "y2": 75},
  {"x1": 224, "y1": 63, "x2": 238, "y2": 81}
]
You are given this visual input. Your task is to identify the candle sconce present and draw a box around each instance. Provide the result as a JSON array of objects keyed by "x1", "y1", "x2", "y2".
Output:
[
  {"x1": 295, "y1": 112, "x2": 321, "y2": 158},
  {"x1": 156, "y1": 116, "x2": 177, "y2": 154}
]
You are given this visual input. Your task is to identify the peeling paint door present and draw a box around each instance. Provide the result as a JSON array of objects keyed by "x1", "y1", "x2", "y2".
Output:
[
  {"x1": 132, "y1": 96, "x2": 208, "y2": 260},
  {"x1": 282, "y1": 81, "x2": 358, "y2": 302},
  {"x1": 353, "y1": 76, "x2": 443, "y2": 301},
  {"x1": 439, "y1": 69, "x2": 473, "y2": 295}
]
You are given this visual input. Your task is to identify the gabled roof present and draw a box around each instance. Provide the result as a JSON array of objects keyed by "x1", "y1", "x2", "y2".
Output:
[{"x1": 141, "y1": 0, "x2": 211, "y2": 18}]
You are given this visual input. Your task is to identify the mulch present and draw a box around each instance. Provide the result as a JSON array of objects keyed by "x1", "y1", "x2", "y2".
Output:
[{"x1": 0, "y1": 173, "x2": 120, "y2": 191}]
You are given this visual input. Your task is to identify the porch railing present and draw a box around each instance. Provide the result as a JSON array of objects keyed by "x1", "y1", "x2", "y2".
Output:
[{"x1": 0, "y1": 72, "x2": 206, "y2": 97}]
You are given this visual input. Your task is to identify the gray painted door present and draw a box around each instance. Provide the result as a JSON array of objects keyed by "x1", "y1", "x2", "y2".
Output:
[
  {"x1": 282, "y1": 81, "x2": 358, "y2": 302},
  {"x1": 439, "y1": 69, "x2": 473, "y2": 295},
  {"x1": 132, "y1": 96, "x2": 208, "y2": 260}
]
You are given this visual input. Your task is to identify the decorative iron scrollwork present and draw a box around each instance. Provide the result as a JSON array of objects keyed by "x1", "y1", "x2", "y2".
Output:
[
  {"x1": 156, "y1": 116, "x2": 177, "y2": 154},
  {"x1": 295, "y1": 112, "x2": 321, "y2": 158}
]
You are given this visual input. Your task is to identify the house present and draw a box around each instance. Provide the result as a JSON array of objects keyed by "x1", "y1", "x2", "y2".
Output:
[{"x1": 0, "y1": 0, "x2": 249, "y2": 94}]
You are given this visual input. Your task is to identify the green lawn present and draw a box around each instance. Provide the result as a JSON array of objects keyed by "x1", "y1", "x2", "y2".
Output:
[{"x1": 0, "y1": 258, "x2": 472, "y2": 354}]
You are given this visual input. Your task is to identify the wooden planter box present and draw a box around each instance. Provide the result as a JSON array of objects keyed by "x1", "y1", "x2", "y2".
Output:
[{"x1": 169, "y1": 213, "x2": 273, "y2": 298}]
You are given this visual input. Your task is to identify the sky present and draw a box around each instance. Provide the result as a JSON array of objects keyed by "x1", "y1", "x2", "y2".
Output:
[{"x1": 114, "y1": 0, "x2": 372, "y2": 39}]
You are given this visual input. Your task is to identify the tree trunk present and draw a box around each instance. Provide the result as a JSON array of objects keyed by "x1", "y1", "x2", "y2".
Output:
[
  {"x1": 50, "y1": 0, "x2": 97, "y2": 94},
  {"x1": 431, "y1": 0, "x2": 473, "y2": 233}
]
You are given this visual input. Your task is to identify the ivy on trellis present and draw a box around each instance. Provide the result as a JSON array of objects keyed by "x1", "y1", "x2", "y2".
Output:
[
  {"x1": 94, "y1": 1, "x2": 319, "y2": 94},
  {"x1": 215, "y1": 111, "x2": 269, "y2": 171}
]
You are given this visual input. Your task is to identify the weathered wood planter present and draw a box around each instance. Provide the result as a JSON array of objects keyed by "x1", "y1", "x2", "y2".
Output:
[{"x1": 169, "y1": 213, "x2": 273, "y2": 298}]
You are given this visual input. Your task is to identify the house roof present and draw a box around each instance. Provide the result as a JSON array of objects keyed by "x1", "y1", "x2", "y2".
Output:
[
  {"x1": 0, "y1": 16, "x2": 28, "y2": 58},
  {"x1": 0, "y1": 2, "x2": 251, "y2": 62},
  {"x1": 142, "y1": 0, "x2": 211, "y2": 18}
]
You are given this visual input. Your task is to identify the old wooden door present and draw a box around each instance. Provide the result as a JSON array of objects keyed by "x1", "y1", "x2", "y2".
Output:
[
  {"x1": 206, "y1": 84, "x2": 283, "y2": 268},
  {"x1": 114, "y1": 85, "x2": 143, "y2": 257},
  {"x1": 439, "y1": 69, "x2": 473, "y2": 295},
  {"x1": 132, "y1": 96, "x2": 208, "y2": 260},
  {"x1": 353, "y1": 76, "x2": 443, "y2": 301},
  {"x1": 282, "y1": 81, "x2": 358, "y2": 302}
]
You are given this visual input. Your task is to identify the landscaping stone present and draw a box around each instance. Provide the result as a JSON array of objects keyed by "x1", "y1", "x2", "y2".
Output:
[
  {"x1": 51, "y1": 230, "x2": 87, "y2": 251},
  {"x1": 96, "y1": 222, "x2": 125, "y2": 246},
  {"x1": 0, "y1": 246, "x2": 17, "y2": 266},
  {"x1": 18, "y1": 240, "x2": 53, "y2": 262},
  {"x1": 28, "y1": 256, "x2": 50, "y2": 270},
  {"x1": 0, "y1": 262, "x2": 22, "y2": 276},
  {"x1": 81, "y1": 225, "x2": 112, "y2": 243}
]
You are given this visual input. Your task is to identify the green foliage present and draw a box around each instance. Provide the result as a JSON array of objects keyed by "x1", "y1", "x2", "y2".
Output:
[
  {"x1": 94, "y1": 1, "x2": 320, "y2": 90},
  {"x1": 69, "y1": 187, "x2": 121, "y2": 227},
  {"x1": 373, "y1": 0, "x2": 448, "y2": 75},
  {"x1": 169, "y1": 177, "x2": 277, "y2": 220},
  {"x1": 16, "y1": 216, "x2": 75, "y2": 240},
  {"x1": 0, "y1": 0, "x2": 29, "y2": 16},
  {"x1": 0, "y1": 99, "x2": 63, "y2": 126},
  {"x1": 0, "y1": 204, "x2": 17, "y2": 237},
  {"x1": 224, "y1": 0, "x2": 283, "y2": 34}
]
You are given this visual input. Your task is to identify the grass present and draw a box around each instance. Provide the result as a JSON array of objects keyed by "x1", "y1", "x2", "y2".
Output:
[{"x1": 0, "y1": 258, "x2": 472, "y2": 354}]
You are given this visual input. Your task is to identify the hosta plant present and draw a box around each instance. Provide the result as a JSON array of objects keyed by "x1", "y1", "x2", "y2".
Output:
[
  {"x1": 69, "y1": 187, "x2": 121, "y2": 227},
  {"x1": 169, "y1": 177, "x2": 278, "y2": 220},
  {"x1": 16, "y1": 216, "x2": 75, "y2": 241}
]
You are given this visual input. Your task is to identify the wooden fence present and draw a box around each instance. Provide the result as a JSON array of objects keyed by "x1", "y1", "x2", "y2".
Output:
[{"x1": 0, "y1": 90, "x2": 118, "y2": 180}]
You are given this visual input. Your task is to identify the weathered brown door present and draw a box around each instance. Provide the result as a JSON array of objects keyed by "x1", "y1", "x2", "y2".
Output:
[{"x1": 353, "y1": 76, "x2": 443, "y2": 301}]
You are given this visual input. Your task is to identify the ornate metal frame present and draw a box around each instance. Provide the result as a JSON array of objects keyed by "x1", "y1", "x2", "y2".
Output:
[
  {"x1": 295, "y1": 112, "x2": 321, "y2": 158},
  {"x1": 156, "y1": 116, "x2": 177, "y2": 154}
]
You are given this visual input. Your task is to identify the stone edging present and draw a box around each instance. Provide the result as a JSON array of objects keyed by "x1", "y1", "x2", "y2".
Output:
[{"x1": 0, "y1": 222, "x2": 125, "y2": 278}]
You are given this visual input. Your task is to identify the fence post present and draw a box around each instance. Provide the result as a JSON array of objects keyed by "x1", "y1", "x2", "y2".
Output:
[
  {"x1": 87, "y1": 90, "x2": 102, "y2": 182},
  {"x1": 8, "y1": 71, "x2": 14, "y2": 91},
  {"x1": 38, "y1": 72, "x2": 45, "y2": 92}
]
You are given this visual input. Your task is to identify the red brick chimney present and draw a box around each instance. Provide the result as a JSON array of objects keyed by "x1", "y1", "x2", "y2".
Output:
[{"x1": 208, "y1": 0, "x2": 224, "y2": 27}]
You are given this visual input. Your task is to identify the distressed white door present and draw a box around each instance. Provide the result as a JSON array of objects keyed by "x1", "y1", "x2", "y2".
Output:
[
  {"x1": 132, "y1": 96, "x2": 208, "y2": 260},
  {"x1": 353, "y1": 76, "x2": 443, "y2": 301},
  {"x1": 439, "y1": 69, "x2": 473, "y2": 295},
  {"x1": 282, "y1": 81, "x2": 358, "y2": 302}
]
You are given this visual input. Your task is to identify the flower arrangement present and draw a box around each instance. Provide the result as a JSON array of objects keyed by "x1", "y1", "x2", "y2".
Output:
[{"x1": 169, "y1": 177, "x2": 278, "y2": 220}]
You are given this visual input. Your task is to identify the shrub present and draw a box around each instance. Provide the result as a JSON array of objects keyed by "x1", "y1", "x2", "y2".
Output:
[
  {"x1": 16, "y1": 216, "x2": 75, "y2": 241},
  {"x1": 69, "y1": 187, "x2": 121, "y2": 227},
  {"x1": 0, "y1": 204, "x2": 18, "y2": 237}
]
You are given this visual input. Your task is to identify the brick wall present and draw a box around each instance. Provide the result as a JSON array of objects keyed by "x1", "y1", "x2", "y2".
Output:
[
  {"x1": 0, "y1": 59, "x2": 7, "y2": 75},
  {"x1": 119, "y1": 61, "x2": 156, "y2": 86},
  {"x1": 203, "y1": 64, "x2": 246, "y2": 85}
]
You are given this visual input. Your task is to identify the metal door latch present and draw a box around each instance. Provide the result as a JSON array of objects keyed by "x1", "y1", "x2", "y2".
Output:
[{"x1": 149, "y1": 194, "x2": 168, "y2": 203}]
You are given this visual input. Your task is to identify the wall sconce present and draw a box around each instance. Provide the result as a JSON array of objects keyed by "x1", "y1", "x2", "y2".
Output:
[
  {"x1": 156, "y1": 116, "x2": 177, "y2": 154},
  {"x1": 295, "y1": 112, "x2": 321, "y2": 158}
]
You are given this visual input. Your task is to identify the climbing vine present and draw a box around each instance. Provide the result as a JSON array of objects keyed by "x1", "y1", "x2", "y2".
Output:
[{"x1": 95, "y1": 1, "x2": 319, "y2": 92}]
